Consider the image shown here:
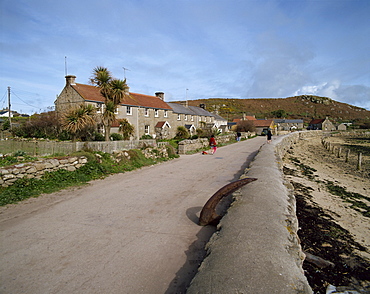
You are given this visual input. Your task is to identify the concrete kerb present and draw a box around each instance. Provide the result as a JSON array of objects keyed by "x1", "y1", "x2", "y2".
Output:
[{"x1": 186, "y1": 131, "x2": 321, "y2": 294}]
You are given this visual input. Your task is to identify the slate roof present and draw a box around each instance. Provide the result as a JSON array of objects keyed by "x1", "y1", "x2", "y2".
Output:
[
  {"x1": 71, "y1": 83, "x2": 172, "y2": 110},
  {"x1": 167, "y1": 102, "x2": 195, "y2": 115},
  {"x1": 188, "y1": 105, "x2": 213, "y2": 116},
  {"x1": 213, "y1": 113, "x2": 227, "y2": 121},
  {"x1": 274, "y1": 119, "x2": 303, "y2": 123}
]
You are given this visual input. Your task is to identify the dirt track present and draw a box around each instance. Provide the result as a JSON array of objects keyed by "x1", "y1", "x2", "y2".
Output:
[{"x1": 0, "y1": 136, "x2": 266, "y2": 294}]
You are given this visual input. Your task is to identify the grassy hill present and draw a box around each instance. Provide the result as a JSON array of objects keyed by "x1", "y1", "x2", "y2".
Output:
[{"x1": 185, "y1": 95, "x2": 370, "y2": 124}]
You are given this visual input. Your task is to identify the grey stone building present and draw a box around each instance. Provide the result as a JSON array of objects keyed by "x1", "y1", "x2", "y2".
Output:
[{"x1": 55, "y1": 75, "x2": 227, "y2": 139}]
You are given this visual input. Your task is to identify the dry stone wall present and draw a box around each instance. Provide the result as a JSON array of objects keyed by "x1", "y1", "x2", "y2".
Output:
[
  {"x1": 0, "y1": 156, "x2": 87, "y2": 187},
  {"x1": 178, "y1": 132, "x2": 255, "y2": 154}
]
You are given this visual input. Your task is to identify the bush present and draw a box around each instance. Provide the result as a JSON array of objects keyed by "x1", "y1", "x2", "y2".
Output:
[
  {"x1": 140, "y1": 134, "x2": 153, "y2": 139},
  {"x1": 92, "y1": 132, "x2": 105, "y2": 141},
  {"x1": 110, "y1": 133, "x2": 123, "y2": 141},
  {"x1": 175, "y1": 126, "x2": 190, "y2": 139}
]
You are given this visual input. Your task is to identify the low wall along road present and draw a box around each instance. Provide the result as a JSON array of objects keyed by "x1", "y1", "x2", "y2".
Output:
[{"x1": 187, "y1": 131, "x2": 323, "y2": 294}]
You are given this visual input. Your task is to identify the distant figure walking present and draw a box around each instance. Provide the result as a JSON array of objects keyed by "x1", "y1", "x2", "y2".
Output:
[
  {"x1": 236, "y1": 132, "x2": 241, "y2": 142},
  {"x1": 209, "y1": 135, "x2": 217, "y2": 154},
  {"x1": 267, "y1": 130, "x2": 272, "y2": 143}
]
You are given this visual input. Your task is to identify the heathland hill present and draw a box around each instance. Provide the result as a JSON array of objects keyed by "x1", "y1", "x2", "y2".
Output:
[{"x1": 185, "y1": 95, "x2": 370, "y2": 124}]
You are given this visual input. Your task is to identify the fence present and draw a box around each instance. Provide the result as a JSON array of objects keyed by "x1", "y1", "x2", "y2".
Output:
[
  {"x1": 321, "y1": 136, "x2": 369, "y2": 171},
  {"x1": 0, "y1": 139, "x2": 157, "y2": 156}
]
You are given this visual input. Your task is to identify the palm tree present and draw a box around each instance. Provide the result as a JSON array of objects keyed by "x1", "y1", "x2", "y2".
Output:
[
  {"x1": 61, "y1": 104, "x2": 96, "y2": 142},
  {"x1": 91, "y1": 67, "x2": 130, "y2": 141},
  {"x1": 118, "y1": 118, "x2": 135, "y2": 140},
  {"x1": 102, "y1": 101, "x2": 117, "y2": 140}
]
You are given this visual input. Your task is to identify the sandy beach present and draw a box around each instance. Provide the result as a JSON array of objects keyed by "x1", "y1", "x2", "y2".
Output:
[{"x1": 283, "y1": 134, "x2": 370, "y2": 293}]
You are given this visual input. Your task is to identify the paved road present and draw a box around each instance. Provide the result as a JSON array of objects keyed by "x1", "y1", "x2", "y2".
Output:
[{"x1": 0, "y1": 136, "x2": 266, "y2": 294}]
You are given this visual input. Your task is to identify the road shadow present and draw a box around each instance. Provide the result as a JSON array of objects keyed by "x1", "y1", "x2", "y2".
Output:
[
  {"x1": 164, "y1": 150, "x2": 259, "y2": 293},
  {"x1": 164, "y1": 207, "x2": 216, "y2": 294},
  {"x1": 231, "y1": 149, "x2": 259, "y2": 181},
  {"x1": 186, "y1": 206, "x2": 202, "y2": 225}
]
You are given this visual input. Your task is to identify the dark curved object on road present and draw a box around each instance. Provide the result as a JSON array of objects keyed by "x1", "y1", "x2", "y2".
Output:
[{"x1": 199, "y1": 177, "x2": 258, "y2": 226}]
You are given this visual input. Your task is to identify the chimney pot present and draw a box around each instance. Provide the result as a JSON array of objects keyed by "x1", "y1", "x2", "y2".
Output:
[
  {"x1": 65, "y1": 75, "x2": 76, "y2": 86},
  {"x1": 155, "y1": 92, "x2": 165, "y2": 100}
]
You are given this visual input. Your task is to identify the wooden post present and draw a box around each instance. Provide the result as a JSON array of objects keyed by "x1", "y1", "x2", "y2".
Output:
[
  {"x1": 337, "y1": 147, "x2": 341, "y2": 158},
  {"x1": 357, "y1": 153, "x2": 362, "y2": 170},
  {"x1": 345, "y1": 149, "x2": 350, "y2": 163}
]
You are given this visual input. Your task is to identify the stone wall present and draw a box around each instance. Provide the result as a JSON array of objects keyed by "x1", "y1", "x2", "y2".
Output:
[
  {"x1": 187, "y1": 130, "x2": 323, "y2": 294},
  {"x1": 0, "y1": 156, "x2": 87, "y2": 187},
  {"x1": 178, "y1": 132, "x2": 255, "y2": 154}
]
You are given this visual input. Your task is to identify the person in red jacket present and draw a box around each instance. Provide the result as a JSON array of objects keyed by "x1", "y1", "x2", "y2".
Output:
[{"x1": 209, "y1": 135, "x2": 217, "y2": 154}]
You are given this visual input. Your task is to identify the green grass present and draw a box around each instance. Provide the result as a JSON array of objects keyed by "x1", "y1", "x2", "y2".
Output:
[
  {"x1": 0, "y1": 152, "x2": 38, "y2": 167},
  {"x1": 0, "y1": 149, "x2": 176, "y2": 206}
]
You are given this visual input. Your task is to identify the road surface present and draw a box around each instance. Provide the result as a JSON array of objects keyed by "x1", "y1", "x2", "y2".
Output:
[{"x1": 0, "y1": 136, "x2": 265, "y2": 294}]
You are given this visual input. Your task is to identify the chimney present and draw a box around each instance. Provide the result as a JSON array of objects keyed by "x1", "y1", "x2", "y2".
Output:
[
  {"x1": 155, "y1": 92, "x2": 165, "y2": 100},
  {"x1": 65, "y1": 75, "x2": 76, "y2": 86},
  {"x1": 180, "y1": 101, "x2": 189, "y2": 107},
  {"x1": 199, "y1": 103, "x2": 205, "y2": 109}
]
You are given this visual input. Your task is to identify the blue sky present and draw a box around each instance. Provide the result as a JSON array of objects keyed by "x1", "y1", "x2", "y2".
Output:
[{"x1": 1, "y1": 0, "x2": 369, "y2": 114}]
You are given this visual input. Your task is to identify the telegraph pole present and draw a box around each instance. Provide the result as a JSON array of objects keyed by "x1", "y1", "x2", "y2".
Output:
[{"x1": 8, "y1": 86, "x2": 12, "y2": 129}]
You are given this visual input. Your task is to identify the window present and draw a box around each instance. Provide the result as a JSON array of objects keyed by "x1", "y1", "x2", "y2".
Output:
[
  {"x1": 145, "y1": 125, "x2": 150, "y2": 134},
  {"x1": 144, "y1": 108, "x2": 149, "y2": 116},
  {"x1": 184, "y1": 115, "x2": 188, "y2": 121},
  {"x1": 177, "y1": 114, "x2": 181, "y2": 120},
  {"x1": 127, "y1": 106, "x2": 132, "y2": 115},
  {"x1": 97, "y1": 103, "x2": 103, "y2": 113},
  {"x1": 155, "y1": 109, "x2": 159, "y2": 117},
  {"x1": 191, "y1": 115, "x2": 194, "y2": 121},
  {"x1": 164, "y1": 110, "x2": 168, "y2": 117}
]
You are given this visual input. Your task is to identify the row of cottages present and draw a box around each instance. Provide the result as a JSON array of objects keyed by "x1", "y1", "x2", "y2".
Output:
[
  {"x1": 55, "y1": 75, "x2": 228, "y2": 139},
  {"x1": 232, "y1": 115, "x2": 305, "y2": 134}
]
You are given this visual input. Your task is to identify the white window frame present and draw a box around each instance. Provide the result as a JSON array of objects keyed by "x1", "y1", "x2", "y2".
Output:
[
  {"x1": 155, "y1": 109, "x2": 159, "y2": 117},
  {"x1": 177, "y1": 114, "x2": 181, "y2": 121},
  {"x1": 145, "y1": 125, "x2": 150, "y2": 134},
  {"x1": 191, "y1": 115, "x2": 194, "y2": 121},
  {"x1": 127, "y1": 106, "x2": 132, "y2": 115},
  {"x1": 184, "y1": 115, "x2": 188, "y2": 121},
  {"x1": 144, "y1": 108, "x2": 149, "y2": 116},
  {"x1": 96, "y1": 103, "x2": 103, "y2": 114},
  {"x1": 164, "y1": 110, "x2": 168, "y2": 118}
]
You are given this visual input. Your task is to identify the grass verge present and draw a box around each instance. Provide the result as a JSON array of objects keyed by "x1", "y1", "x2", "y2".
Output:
[{"x1": 0, "y1": 148, "x2": 177, "y2": 206}]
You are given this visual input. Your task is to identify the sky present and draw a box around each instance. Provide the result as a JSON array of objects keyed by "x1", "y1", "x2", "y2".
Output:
[{"x1": 1, "y1": 0, "x2": 369, "y2": 115}]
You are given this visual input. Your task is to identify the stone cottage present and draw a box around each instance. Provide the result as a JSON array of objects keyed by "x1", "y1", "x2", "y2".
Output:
[
  {"x1": 308, "y1": 117, "x2": 335, "y2": 131},
  {"x1": 55, "y1": 75, "x2": 227, "y2": 139}
]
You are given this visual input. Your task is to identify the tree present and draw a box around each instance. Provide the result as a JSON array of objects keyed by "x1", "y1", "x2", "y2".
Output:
[
  {"x1": 61, "y1": 104, "x2": 96, "y2": 142},
  {"x1": 236, "y1": 120, "x2": 255, "y2": 132},
  {"x1": 11, "y1": 111, "x2": 61, "y2": 139},
  {"x1": 91, "y1": 67, "x2": 130, "y2": 141},
  {"x1": 118, "y1": 118, "x2": 135, "y2": 140},
  {"x1": 271, "y1": 109, "x2": 287, "y2": 118}
]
